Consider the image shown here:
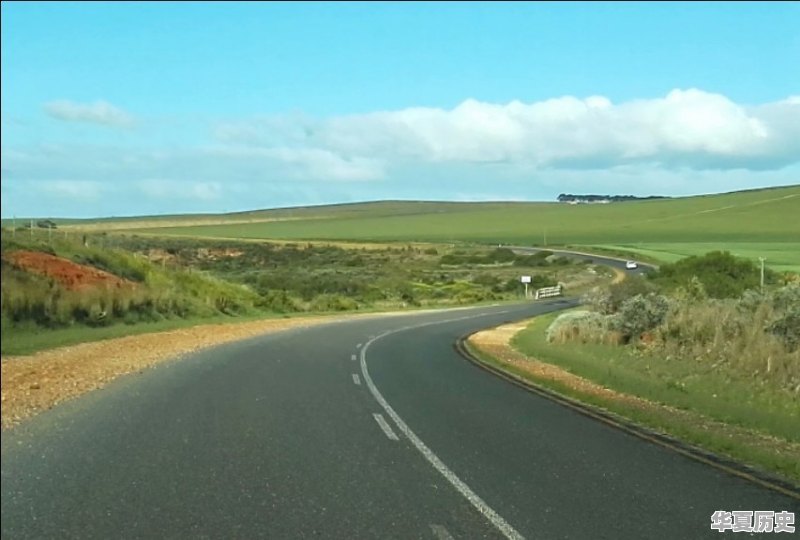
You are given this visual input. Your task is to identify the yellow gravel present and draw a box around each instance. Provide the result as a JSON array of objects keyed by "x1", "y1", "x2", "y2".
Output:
[{"x1": 1, "y1": 314, "x2": 369, "y2": 429}]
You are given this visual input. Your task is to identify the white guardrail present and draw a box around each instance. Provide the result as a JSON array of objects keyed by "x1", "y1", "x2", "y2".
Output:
[{"x1": 534, "y1": 284, "x2": 562, "y2": 300}]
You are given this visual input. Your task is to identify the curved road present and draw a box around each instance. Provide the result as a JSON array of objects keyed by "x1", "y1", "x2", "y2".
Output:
[
  {"x1": 2, "y1": 301, "x2": 797, "y2": 539},
  {"x1": 507, "y1": 245, "x2": 657, "y2": 275}
]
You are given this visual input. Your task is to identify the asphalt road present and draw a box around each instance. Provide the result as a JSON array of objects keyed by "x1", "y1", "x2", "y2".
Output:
[
  {"x1": 507, "y1": 245, "x2": 656, "y2": 276},
  {"x1": 2, "y1": 301, "x2": 797, "y2": 539}
]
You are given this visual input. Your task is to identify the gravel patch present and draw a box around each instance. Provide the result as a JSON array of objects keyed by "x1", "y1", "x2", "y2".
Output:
[{"x1": 1, "y1": 314, "x2": 368, "y2": 429}]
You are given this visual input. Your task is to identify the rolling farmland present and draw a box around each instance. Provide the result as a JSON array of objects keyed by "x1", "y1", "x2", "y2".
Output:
[{"x1": 104, "y1": 186, "x2": 800, "y2": 270}]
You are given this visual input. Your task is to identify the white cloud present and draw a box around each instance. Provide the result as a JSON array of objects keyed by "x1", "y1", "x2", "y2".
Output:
[
  {"x1": 206, "y1": 89, "x2": 798, "y2": 178},
  {"x1": 3, "y1": 89, "x2": 799, "y2": 217},
  {"x1": 44, "y1": 100, "x2": 135, "y2": 128},
  {"x1": 304, "y1": 89, "x2": 799, "y2": 170}
]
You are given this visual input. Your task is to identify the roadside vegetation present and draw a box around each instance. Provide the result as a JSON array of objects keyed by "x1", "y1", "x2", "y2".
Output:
[
  {"x1": 588, "y1": 242, "x2": 800, "y2": 274},
  {"x1": 486, "y1": 251, "x2": 799, "y2": 482},
  {"x1": 1, "y1": 229, "x2": 606, "y2": 355}
]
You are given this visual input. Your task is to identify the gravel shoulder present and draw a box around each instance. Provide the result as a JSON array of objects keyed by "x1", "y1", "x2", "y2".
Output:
[{"x1": 1, "y1": 314, "x2": 375, "y2": 429}]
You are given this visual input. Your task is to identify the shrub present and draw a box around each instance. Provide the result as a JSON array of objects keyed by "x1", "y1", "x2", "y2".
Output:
[
  {"x1": 611, "y1": 293, "x2": 671, "y2": 341},
  {"x1": 546, "y1": 310, "x2": 613, "y2": 344},
  {"x1": 766, "y1": 306, "x2": 800, "y2": 351},
  {"x1": 650, "y1": 251, "x2": 776, "y2": 298},
  {"x1": 584, "y1": 276, "x2": 657, "y2": 315},
  {"x1": 257, "y1": 290, "x2": 301, "y2": 313},
  {"x1": 770, "y1": 283, "x2": 800, "y2": 312},
  {"x1": 583, "y1": 287, "x2": 612, "y2": 314},
  {"x1": 310, "y1": 294, "x2": 359, "y2": 312},
  {"x1": 531, "y1": 274, "x2": 558, "y2": 289},
  {"x1": 472, "y1": 273, "x2": 500, "y2": 289},
  {"x1": 677, "y1": 276, "x2": 709, "y2": 303},
  {"x1": 485, "y1": 247, "x2": 517, "y2": 263},
  {"x1": 513, "y1": 251, "x2": 552, "y2": 267}
]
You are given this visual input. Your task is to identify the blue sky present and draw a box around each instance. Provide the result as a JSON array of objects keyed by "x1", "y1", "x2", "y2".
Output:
[{"x1": 2, "y1": 1, "x2": 799, "y2": 218}]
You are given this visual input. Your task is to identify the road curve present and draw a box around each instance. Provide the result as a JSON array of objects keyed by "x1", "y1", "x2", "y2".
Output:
[
  {"x1": 507, "y1": 245, "x2": 656, "y2": 276},
  {"x1": 2, "y1": 302, "x2": 796, "y2": 539}
]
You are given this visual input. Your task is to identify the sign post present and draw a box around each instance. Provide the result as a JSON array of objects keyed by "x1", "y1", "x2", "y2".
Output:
[{"x1": 520, "y1": 275, "x2": 531, "y2": 299}]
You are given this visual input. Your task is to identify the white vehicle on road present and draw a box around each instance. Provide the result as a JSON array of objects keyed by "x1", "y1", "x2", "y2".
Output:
[{"x1": 625, "y1": 260, "x2": 639, "y2": 270}]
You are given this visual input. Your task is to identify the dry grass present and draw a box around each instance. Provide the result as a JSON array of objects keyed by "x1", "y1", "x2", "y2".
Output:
[
  {"x1": 657, "y1": 299, "x2": 800, "y2": 392},
  {"x1": 545, "y1": 310, "x2": 622, "y2": 345}
]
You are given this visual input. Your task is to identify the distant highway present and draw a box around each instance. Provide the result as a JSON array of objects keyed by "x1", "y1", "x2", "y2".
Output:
[
  {"x1": 507, "y1": 245, "x2": 656, "y2": 276},
  {"x1": 3, "y1": 301, "x2": 795, "y2": 539}
]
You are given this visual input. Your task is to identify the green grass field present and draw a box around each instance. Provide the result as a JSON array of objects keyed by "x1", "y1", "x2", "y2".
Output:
[{"x1": 108, "y1": 185, "x2": 800, "y2": 271}]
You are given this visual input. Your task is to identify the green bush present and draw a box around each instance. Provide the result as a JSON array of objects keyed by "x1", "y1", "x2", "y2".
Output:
[
  {"x1": 310, "y1": 293, "x2": 359, "y2": 312},
  {"x1": 611, "y1": 293, "x2": 671, "y2": 341},
  {"x1": 766, "y1": 306, "x2": 800, "y2": 351},
  {"x1": 257, "y1": 290, "x2": 301, "y2": 313},
  {"x1": 485, "y1": 247, "x2": 517, "y2": 263},
  {"x1": 513, "y1": 250, "x2": 553, "y2": 267},
  {"x1": 472, "y1": 273, "x2": 501, "y2": 290},
  {"x1": 584, "y1": 276, "x2": 657, "y2": 315},
  {"x1": 651, "y1": 251, "x2": 776, "y2": 299}
]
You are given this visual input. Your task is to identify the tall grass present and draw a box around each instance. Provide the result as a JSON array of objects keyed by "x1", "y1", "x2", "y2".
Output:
[
  {"x1": 1, "y1": 234, "x2": 262, "y2": 335},
  {"x1": 657, "y1": 292, "x2": 800, "y2": 393},
  {"x1": 565, "y1": 282, "x2": 800, "y2": 394}
]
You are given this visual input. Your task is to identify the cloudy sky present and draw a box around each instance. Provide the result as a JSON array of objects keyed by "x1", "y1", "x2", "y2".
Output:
[{"x1": 1, "y1": 2, "x2": 799, "y2": 218}]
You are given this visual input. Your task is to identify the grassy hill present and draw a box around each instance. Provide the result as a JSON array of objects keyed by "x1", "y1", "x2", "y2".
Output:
[{"x1": 88, "y1": 185, "x2": 800, "y2": 272}]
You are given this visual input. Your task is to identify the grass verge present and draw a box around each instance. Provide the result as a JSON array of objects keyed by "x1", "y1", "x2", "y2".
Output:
[
  {"x1": 1, "y1": 313, "x2": 288, "y2": 356},
  {"x1": 465, "y1": 313, "x2": 800, "y2": 489}
]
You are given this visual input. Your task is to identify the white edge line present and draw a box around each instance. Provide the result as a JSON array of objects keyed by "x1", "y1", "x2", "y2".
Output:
[
  {"x1": 352, "y1": 373, "x2": 361, "y2": 386},
  {"x1": 360, "y1": 311, "x2": 524, "y2": 540},
  {"x1": 372, "y1": 413, "x2": 399, "y2": 440}
]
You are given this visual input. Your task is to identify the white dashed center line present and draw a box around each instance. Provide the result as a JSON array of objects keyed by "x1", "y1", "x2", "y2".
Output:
[
  {"x1": 372, "y1": 413, "x2": 399, "y2": 441},
  {"x1": 360, "y1": 311, "x2": 524, "y2": 540}
]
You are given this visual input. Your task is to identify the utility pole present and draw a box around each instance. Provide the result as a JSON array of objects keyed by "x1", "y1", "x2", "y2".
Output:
[{"x1": 758, "y1": 257, "x2": 766, "y2": 293}]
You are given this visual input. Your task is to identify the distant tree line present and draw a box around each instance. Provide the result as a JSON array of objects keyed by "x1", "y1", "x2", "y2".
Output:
[{"x1": 556, "y1": 194, "x2": 670, "y2": 203}]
